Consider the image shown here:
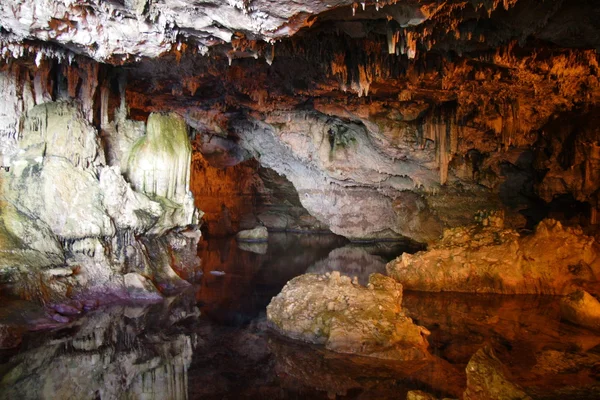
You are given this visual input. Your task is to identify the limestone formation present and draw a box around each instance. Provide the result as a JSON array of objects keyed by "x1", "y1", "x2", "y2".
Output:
[
  {"x1": 267, "y1": 272, "x2": 430, "y2": 360},
  {"x1": 560, "y1": 290, "x2": 600, "y2": 332},
  {"x1": 0, "y1": 97, "x2": 201, "y2": 303},
  {"x1": 127, "y1": 112, "x2": 198, "y2": 234},
  {"x1": 236, "y1": 226, "x2": 269, "y2": 242},
  {"x1": 463, "y1": 347, "x2": 532, "y2": 400},
  {"x1": 387, "y1": 219, "x2": 600, "y2": 295}
]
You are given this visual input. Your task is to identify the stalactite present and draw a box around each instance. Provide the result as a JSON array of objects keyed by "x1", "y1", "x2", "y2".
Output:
[
  {"x1": 406, "y1": 31, "x2": 417, "y2": 59},
  {"x1": 386, "y1": 27, "x2": 400, "y2": 55},
  {"x1": 79, "y1": 60, "x2": 99, "y2": 123},
  {"x1": 33, "y1": 60, "x2": 52, "y2": 105},
  {"x1": 265, "y1": 44, "x2": 275, "y2": 66},
  {"x1": 100, "y1": 84, "x2": 110, "y2": 129}
]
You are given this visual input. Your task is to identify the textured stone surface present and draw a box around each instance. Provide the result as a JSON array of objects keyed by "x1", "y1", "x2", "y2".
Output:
[
  {"x1": 0, "y1": 97, "x2": 201, "y2": 302},
  {"x1": 236, "y1": 226, "x2": 269, "y2": 242},
  {"x1": 463, "y1": 347, "x2": 532, "y2": 400},
  {"x1": 387, "y1": 219, "x2": 600, "y2": 294},
  {"x1": 561, "y1": 290, "x2": 600, "y2": 332},
  {"x1": 267, "y1": 272, "x2": 430, "y2": 360}
]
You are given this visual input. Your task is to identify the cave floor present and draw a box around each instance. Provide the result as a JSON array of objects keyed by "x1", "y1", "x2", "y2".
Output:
[{"x1": 1, "y1": 233, "x2": 600, "y2": 399}]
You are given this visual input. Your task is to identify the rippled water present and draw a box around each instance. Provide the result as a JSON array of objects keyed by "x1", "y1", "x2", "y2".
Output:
[{"x1": 1, "y1": 233, "x2": 600, "y2": 399}]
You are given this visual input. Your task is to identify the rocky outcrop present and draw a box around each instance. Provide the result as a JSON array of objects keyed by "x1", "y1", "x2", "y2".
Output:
[
  {"x1": 0, "y1": 86, "x2": 201, "y2": 303},
  {"x1": 560, "y1": 290, "x2": 600, "y2": 332},
  {"x1": 387, "y1": 218, "x2": 600, "y2": 294},
  {"x1": 267, "y1": 272, "x2": 430, "y2": 360},
  {"x1": 236, "y1": 226, "x2": 268, "y2": 242},
  {"x1": 463, "y1": 347, "x2": 532, "y2": 400}
]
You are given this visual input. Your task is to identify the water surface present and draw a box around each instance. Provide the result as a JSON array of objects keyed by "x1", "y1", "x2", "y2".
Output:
[{"x1": 1, "y1": 233, "x2": 600, "y2": 399}]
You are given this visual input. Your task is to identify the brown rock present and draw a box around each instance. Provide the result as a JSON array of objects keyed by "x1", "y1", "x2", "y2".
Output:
[
  {"x1": 561, "y1": 290, "x2": 600, "y2": 332},
  {"x1": 387, "y1": 219, "x2": 600, "y2": 294},
  {"x1": 463, "y1": 346, "x2": 532, "y2": 400}
]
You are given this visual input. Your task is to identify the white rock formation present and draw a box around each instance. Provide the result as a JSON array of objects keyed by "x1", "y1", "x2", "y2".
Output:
[
  {"x1": 234, "y1": 113, "x2": 443, "y2": 241},
  {"x1": 0, "y1": 0, "x2": 362, "y2": 62},
  {"x1": 267, "y1": 271, "x2": 431, "y2": 360},
  {"x1": 0, "y1": 97, "x2": 201, "y2": 300},
  {"x1": 99, "y1": 166, "x2": 163, "y2": 233},
  {"x1": 127, "y1": 112, "x2": 198, "y2": 233},
  {"x1": 236, "y1": 226, "x2": 269, "y2": 242}
]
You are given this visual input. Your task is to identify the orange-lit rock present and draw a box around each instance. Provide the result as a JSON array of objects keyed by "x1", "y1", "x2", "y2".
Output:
[
  {"x1": 387, "y1": 218, "x2": 600, "y2": 294},
  {"x1": 190, "y1": 148, "x2": 260, "y2": 236}
]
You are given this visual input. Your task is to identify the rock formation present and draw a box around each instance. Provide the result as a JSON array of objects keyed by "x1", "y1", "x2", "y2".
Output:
[
  {"x1": 561, "y1": 290, "x2": 600, "y2": 332},
  {"x1": 236, "y1": 226, "x2": 269, "y2": 242},
  {"x1": 267, "y1": 271, "x2": 430, "y2": 360},
  {"x1": 0, "y1": 65, "x2": 202, "y2": 303},
  {"x1": 0, "y1": 0, "x2": 597, "y2": 246},
  {"x1": 387, "y1": 218, "x2": 600, "y2": 294},
  {"x1": 463, "y1": 347, "x2": 532, "y2": 400}
]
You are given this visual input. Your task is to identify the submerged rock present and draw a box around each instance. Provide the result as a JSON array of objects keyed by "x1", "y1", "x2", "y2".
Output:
[
  {"x1": 236, "y1": 226, "x2": 269, "y2": 242},
  {"x1": 387, "y1": 219, "x2": 600, "y2": 294},
  {"x1": 463, "y1": 347, "x2": 532, "y2": 400},
  {"x1": 266, "y1": 272, "x2": 430, "y2": 360},
  {"x1": 560, "y1": 290, "x2": 600, "y2": 332}
]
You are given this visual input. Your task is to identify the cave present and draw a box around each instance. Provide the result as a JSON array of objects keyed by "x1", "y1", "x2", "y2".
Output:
[{"x1": 1, "y1": 0, "x2": 600, "y2": 398}]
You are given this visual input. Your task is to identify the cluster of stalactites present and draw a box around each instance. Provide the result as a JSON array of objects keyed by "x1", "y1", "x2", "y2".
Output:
[
  {"x1": 420, "y1": 104, "x2": 460, "y2": 185},
  {"x1": 386, "y1": 27, "x2": 417, "y2": 59}
]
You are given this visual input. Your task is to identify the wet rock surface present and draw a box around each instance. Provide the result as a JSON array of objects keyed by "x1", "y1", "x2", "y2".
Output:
[
  {"x1": 463, "y1": 347, "x2": 532, "y2": 400},
  {"x1": 387, "y1": 218, "x2": 600, "y2": 294},
  {"x1": 267, "y1": 271, "x2": 430, "y2": 360},
  {"x1": 561, "y1": 290, "x2": 600, "y2": 332}
]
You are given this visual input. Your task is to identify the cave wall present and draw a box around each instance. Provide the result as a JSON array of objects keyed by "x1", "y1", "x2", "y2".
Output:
[{"x1": 0, "y1": 61, "x2": 201, "y2": 302}]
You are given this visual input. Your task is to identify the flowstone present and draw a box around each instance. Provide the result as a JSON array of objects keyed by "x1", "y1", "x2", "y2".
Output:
[{"x1": 0, "y1": 101, "x2": 202, "y2": 303}]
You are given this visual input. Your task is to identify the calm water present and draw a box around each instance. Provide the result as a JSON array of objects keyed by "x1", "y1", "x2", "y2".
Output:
[{"x1": 1, "y1": 233, "x2": 600, "y2": 399}]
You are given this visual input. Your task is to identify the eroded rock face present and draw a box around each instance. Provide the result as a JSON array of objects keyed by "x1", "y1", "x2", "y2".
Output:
[
  {"x1": 387, "y1": 218, "x2": 600, "y2": 294},
  {"x1": 267, "y1": 272, "x2": 430, "y2": 360},
  {"x1": 0, "y1": 91, "x2": 201, "y2": 303}
]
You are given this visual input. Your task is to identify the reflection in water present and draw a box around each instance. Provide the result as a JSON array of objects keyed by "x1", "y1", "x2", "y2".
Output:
[
  {"x1": 0, "y1": 296, "x2": 199, "y2": 400},
  {"x1": 195, "y1": 233, "x2": 347, "y2": 325},
  {"x1": 1, "y1": 234, "x2": 600, "y2": 399}
]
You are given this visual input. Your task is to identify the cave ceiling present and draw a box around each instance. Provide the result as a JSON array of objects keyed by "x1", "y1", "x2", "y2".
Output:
[{"x1": 1, "y1": 0, "x2": 600, "y2": 240}]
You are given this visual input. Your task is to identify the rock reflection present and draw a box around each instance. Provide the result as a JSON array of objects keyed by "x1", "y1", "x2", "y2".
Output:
[
  {"x1": 0, "y1": 294, "x2": 200, "y2": 400},
  {"x1": 196, "y1": 233, "x2": 346, "y2": 325},
  {"x1": 403, "y1": 292, "x2": 600, "y2": 398},
  {"x1": 306, "y1": 241, "x2": 421, "y2": 285}
]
